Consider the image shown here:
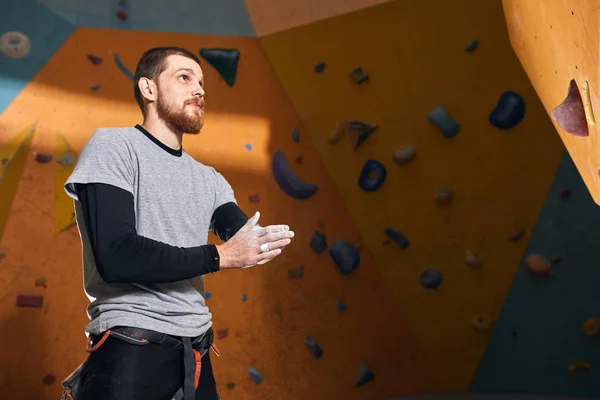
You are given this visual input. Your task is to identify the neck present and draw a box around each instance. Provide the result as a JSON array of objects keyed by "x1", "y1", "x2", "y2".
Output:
[{"x1": 140, "y1": 113, "x2": 183, "y2": 150}]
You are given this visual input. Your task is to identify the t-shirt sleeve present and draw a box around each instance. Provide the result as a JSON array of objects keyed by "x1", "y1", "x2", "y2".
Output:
[
  {"x1": 64, "y1": 130, "x2": 136, "y2": 201},
  {"x1": 211, "y1": 168, "x2": 237, "y2": 211}
]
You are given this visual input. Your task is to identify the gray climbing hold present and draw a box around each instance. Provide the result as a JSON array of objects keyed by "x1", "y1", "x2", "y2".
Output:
[
  {"x1": 355, "y1": 362, "x2": 375, "y2": 387},
  {"x1": 58, "y1": 153, "x2": 75, "y2": 167},
  {"x1": 329, "y1": 240, "x2": 360, "y2": 276},
  {"x1": 465, "y1": 39, "x2": 479, "y2": 52},
  {"x1": 310, "y1": 231, "x2": 328, "y2": 254},
  {"x1": 384, "y1": 228, "x2": 409, "y2": 250},
  {"x1": 314, "y1": 62, "x2": 326, "y2": 73},
  {"x1": 248, "y1": 366, "x2": 263, "y2": 385},
  {"x1": 434, "y1": 187, "x2": 453, "y2": 205},
  {"x1": 199, "y1": 48, "x2": 240, "y2": 87},
  {"x1": 420, "y1": 269, "x2": 443, "y2": 289},
  {"x1": 288, "y1": 265, "x2": 304, "y2": 278},
  {"x1": 304, "y1": 336, "x2": 323, "y2": 359},
  {"x1": 345, "y1": 120, "x2": 378, "y2": 150},
  {"x1": 393, "y1": 145, "x2": 416, "y2": 165},
  {"x1": 465, "y1": 250, "x2": 482, "y2": 267},
  {"x1": 428, "y1": 106, "x2": 460, "y2": 138},
  {"x1": 349, "y1": 67, "x2": 369, "y2": 84},
  {"x1": 291, "y1": 128, "x2": 300, "y2": 143}
]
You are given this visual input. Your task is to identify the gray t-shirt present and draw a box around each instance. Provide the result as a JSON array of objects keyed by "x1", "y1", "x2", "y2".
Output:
[{"x1": 64, "y1": 126, "x2": 237, "y2": 337}]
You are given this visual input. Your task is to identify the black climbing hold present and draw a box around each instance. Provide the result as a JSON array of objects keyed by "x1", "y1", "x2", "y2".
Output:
[
  {"x1": 226, "y1": 382, "x2": 236, "y2": 390},
  {"x1": 329, "y1": 240, "x2": 360, "y2": 276},
  {"x1": 288, "y1": 265, "x2": 304, "y2": 278},
  {"x1": 310, "y1": 231, "x2": 328, "y2": 254},
  {"x1": 304, "y1": 336, "x2": 324, "y2": 359},
  {"x1": 336, "y1": 301, "x2": 346, "y2": 312},
  {"x1": 489, "y1": 91, "x2": 526, "y2": 129},
  {"x1": 358, "y1": 160, "x2": 387, "y2": 192},
  {"x1": 199, "y1": 48, "x2": 240, "y2": 87},
  {"x1": 248, "y1": 366, "x2": 263, "y2": 385},
  {"x1": 34, "y1": 153, "x2": 52, "y2": 163},
  {"x1": 465, "y1": 39, "x2": 479, "y2": 52},
  {"x1": 87, "y1": 54, "x2": 103, "y2": 65},
  {"x1": 507, "y1": 230, "x2": 524, "y2": 241},
  {"x1": 349, "y1": 67, "x2": 369, "y2": 84},
  {"x1": 384, "y1": 228, "x2": 409, "y2": 250},
  {"x1": 420, "y1": 269, "x2": 443, "y2": 289},
  {"x1": 291, "y1": 128, "x2": 300, "y2": 142},
  {"x1": 90, "y1": 84, "x2": 101, "y2": 91},
  {"x1": 345, "y1": 120, "x2": 378, "y2": 150},
  {"x1": 272, "y1": 151, "x2": 318, "y2": 200},
  {"x1": 428, "y1": 106, "x2": 460, "y2": 138},
  {"x1": 314, "y1": 62, "x2": 326, "y2": 73},
  {"x1": 355, "y1": 362, "x2": 375, "y2": 387}
]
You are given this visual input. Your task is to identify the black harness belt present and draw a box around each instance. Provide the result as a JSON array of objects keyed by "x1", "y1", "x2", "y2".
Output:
[{"x1": 60, "y1": 327, "x2": 220, "y2": 400}]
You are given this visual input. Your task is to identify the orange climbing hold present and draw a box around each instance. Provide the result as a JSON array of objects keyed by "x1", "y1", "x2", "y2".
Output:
[{"x1": 583, "y1": 317, "x2": 600, "y2": 337}]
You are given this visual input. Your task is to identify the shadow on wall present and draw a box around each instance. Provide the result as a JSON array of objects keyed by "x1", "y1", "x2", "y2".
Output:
[{"x1": 0, "y1": 24, "x2": 434, "y2": 400}]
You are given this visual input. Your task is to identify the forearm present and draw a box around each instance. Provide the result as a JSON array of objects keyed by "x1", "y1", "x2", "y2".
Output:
[
  {"x1": 77, "y1": 183, "x2": 220, "y2": 284},
  {"x1": 210, "y1": 202, "x2": 249, "y2": 241}
]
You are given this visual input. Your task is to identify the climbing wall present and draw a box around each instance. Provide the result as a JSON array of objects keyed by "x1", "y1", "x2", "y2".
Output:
[{"x1": 2, "y1": 0, "x2": 600, "y2": 399}]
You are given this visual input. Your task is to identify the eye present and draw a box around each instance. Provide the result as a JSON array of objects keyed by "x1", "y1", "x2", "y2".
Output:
[{"x1": 179, "y1": 74, "x2": 189, "y2": 82}]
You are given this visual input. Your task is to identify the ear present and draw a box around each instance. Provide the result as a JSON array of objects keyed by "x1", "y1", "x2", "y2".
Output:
[{"x1": 137, "y1": 77, "x2": 158, "y2": 102}]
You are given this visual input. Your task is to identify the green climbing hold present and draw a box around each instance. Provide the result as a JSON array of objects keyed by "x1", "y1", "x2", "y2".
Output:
[{"x1": 199, "y1": 48, "x2": 240, "y2": 87}]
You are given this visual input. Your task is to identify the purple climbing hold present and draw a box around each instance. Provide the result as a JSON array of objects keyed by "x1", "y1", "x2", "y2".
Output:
[
  {"x1": 272, "y1": 151, "x2": 318, "y2": 200},
  {"x1": 420, "y1": 269, "x2": 443, "y2": 289},
  {"x1": 34, "y1": 153, "x2": 52, "y2": 163},
  {"x1": 304, "y1": 336, "x2": 324, "y2": 359},
  {"x1": 329, "y1": 240, "x2": 360, "y2": 276},
  {"x1": 355, "y1": 362, "x2": 375, "y2": 387},
  {"x1": 309, "y1": 231, "x2": 328, "y2": 254}
]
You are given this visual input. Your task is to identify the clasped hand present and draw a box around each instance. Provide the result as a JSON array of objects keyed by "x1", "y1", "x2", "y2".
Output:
[{"x1": 216, "y1": 211, "x2": 294, "y2": 269}]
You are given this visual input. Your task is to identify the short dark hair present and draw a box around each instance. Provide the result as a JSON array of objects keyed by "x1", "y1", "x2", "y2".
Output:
[{"x1": 133, "y1": 46, "x2": 201, "y2": 116}]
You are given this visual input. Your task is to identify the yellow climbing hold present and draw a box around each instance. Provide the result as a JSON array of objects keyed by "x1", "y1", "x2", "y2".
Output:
[
  {"x1": 582, "y1": 81, "x2": 595, "y2": 126},
  {"x1": 568, "y1": 360, "x2": 591, "y2": 378},
  {"x1": 583, "y1": 317, "x2": 600, "y2": 337}
]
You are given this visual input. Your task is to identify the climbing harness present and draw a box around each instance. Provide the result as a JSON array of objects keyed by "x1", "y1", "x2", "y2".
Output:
[{"x1": 60, "y1": 327, "x2": 220, "y2": 400}]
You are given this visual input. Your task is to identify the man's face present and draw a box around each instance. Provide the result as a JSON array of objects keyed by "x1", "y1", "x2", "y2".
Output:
[{"x1": 155, "y1": 54, "x2": 205, "y2": 134}]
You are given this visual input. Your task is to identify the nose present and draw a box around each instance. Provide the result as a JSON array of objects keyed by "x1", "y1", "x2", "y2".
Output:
[{"x1": 193, "y1": 85, "x2": 205, "y2": 98}]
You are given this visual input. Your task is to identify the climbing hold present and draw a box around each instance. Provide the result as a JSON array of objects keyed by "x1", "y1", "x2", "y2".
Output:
[
  {"x1": 318, "y1": 221, "x2": 325, "y2": 230},
  {"x1": 345, "y1": 120, "x2": 378, "y2": 150},
  {"x1": 58, "y1": 153, "x2": 75, "y2": 167},
  {"x1": 393, "y1": 145, "x2": 416, "y2": 165},
  {"x1": 569, "y1": 361, "x2": 591, "y2": 378},
  {"x1": 0, "y1": 31, "x2": 31, "y2": 59},
  {"x1": 560, "y1": 187, "x2": 570, "y2": 199},
  {"x1": 304, "y1": 336, "x2": 324, "y2": 359},
  {"x1": 336, "y1": 301, "x2": 346, "y2": 312},
  {"x1": 87, "y1": 54, "x2": 103, "y2": 65},
  {"x1": 248, "y1": 192, "x2": 260, "y2": 203},
  {"x1": 583, "y1": 318, "x2": 600, "y2": 337},
  {"x1": 226, "y1": 382, "x2": 236, "y2": 390},
  {"x1": 465, "y1": 250, "x2": 482, "y2": 267},
  {"x1": 248, "y1": 366, "x2": 263, "y2": 385},
  {"x1": 329, "y1": 240, "x2": 361, "y2": 276},
  {"x1": 465, "y1": 39, "x2": 479, "y2": 52},
  {"x1": 428, "y1": 106, "x2": 460, "y2": 138},
  {"x1": 16, "y1": 295, "x2": 43, "y2": 308},
  {"x1": 34, "y1": 277, "x2": 47, "y2": 288},
  {"x1": 199, "y1": 48, "x2": 240, "y2": 88},
  {"x1": 384, "y1": 228, "x2": 409, "y2": 250},
  {"x1": 355, "y1": 362, "x2": 375, "y2": 387},
  {"x1": 524, "y1": 254, "x2": 553, "y2": 277},
  {"x1": 216, "y1": 328, "x2": 229, "y2": 340},
  {"x1": 113, "y1": 53, "x2": 134, "y2": 80},
  {"x1": 309, "y1": 231, "x2": 328, "y2": 254},
  {"x1": 489, "y1": 91, "x2": 526, "y2": 129},
  {"x1": 328, "y1": 122, "x2": 345, "y2": 144},
  {"x1": 434, "y1": 187, "x2": 453, "y2": 205},
  {"x1": 295, "y1": 155, "x2": 303, "y2": 164},
  {"x1": 581, "y1": 80, "x2": 596, "y2": 126},
  {"x1": 420, "y1": 269, "x2": 443, "y2": 289},
  {"x1": 472, "y1": 315, "x2": 491, "y2": 331},
  {"x1": 288, "y1": 265, "x2": 304, "y2": 278},
  {"x1": 204, "y1": 291, "x2": 211, "y2": 299},
  {"x1": 272, "y1": 151, "x2": 318, "y2": 200},
  {"x1": 42, "y1": 374, "x2": 56, "y2": 385},
  {"x1": 507, "y1": 230, "x2": 524, "y2": 241},
  {"x1": 241, "y1": 294, "x2": 247, "y2": 302},
  {"x1": 116, "y1": 9, "x2": 127, "y2": 21},
  {"x1": 89, "y1": 84, "x2": 101, "y2": 92},
  {"x1": 245, "y1": 143, "x2": 252, "y2": 151},
  {"x1": 34, "y1": 152, "x2": 52, "y2": 163},
  {"x1": 291, "y1": 128, "x2": 300, "y2": 143},
  {"x1": 358, "y1": 160, "x2": 387, "y2": 192},
  {"x1": 0, "y1": 250, "x2": 5, "y2": 259},
  {"x1": 551, "y1": 79, "x2": 588, "y2": 136},
  {"x1": 314, "y1": 62, "x2": 326, "y2": 73},
  {"x1": 349, "y1": 67, "x2": 369, "y2": 84}
]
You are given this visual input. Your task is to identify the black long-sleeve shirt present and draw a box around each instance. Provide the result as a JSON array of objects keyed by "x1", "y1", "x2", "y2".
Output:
[{"x1": 75, "y1": 183, "x2": 249, "y2": 284}]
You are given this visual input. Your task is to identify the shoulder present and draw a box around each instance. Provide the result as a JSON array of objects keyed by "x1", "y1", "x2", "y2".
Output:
[
  {"x1": 182, "y1": 152, "x2": 229, "y2": 181},
  {"x1": 82, "y1": 127, "x2": 138, "y2": 153}
]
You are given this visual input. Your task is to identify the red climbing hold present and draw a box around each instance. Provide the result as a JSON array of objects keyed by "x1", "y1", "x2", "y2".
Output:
[
  {"x1": 116, "y1": 10, "x2": 127, "y2": 21},
  {"x1": 551, "y1": 79, "x2": 589, "y2": 137},
  {"x1": 248, "y1": 192, "x2": 260, "y2": 203},
  {"x1": 560, "y1": 187, "x2": 570, "y2": 198},
  {"x1": 42, "y1": 374, "x2": 56, "y2": 385}
]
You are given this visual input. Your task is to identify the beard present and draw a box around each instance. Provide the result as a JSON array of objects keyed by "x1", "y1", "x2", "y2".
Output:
[{"x1": 156, "y1": 92, "x2": 204, "y2": 135}]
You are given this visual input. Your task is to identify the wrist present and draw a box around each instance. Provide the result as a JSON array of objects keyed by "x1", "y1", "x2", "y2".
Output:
[{"x1": 215, "y1": 244, "x2": 230, "y2": 269}]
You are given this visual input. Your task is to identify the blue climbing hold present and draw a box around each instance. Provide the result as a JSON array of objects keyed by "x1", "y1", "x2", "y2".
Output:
[
  {"x1": 248, "y1": 366, "x2": 263, "y2": 385},
  {"x1": 241, "y1": 294, "x2": 247, "y2": 302},
  {"x1": 272, "y1": 151, "x2": 318, "y2": 200},
  {"x1": 291, "y1": 128, "x2": 300, "y2": 143},
  {"x1": 113, "y1": 53, "x2": 134, "y2": 80},
  {"x1": 199, "y1": 48, "x2": 240, "y2": 87},
  {"x1": 358, "y1": 160, "x2": 387, "y2": 192},
  {"x1": 355, "y1": 362, "x2": 375, "y2": 387},
  {"x1": 89, "y1": 84, "x2": 101, "y2": 91},
  {"x1": 489, "y1": 91, "x2": 526, "y2": 129},
  {"x1": 329, "y1": 240, "x2": 360, "y2": 276},
  {"x1": 428, "y1": 106, "x2": 460, "y2": 138},
  {"x1": 304, "y1": 336, "x2": 324, "y2": 359},
  {"x1": 245, "y1": 144, "x2": 252, "y2": 150},
  {"x1": 335, "y1": 301, "x2": 346, "y2": 312},
  {"x1": 310, "y1": 231, "x2": 328, "y2": 254},
  {"x1": 420, "y1": 269, "x2": 443, "y2": 289},
  {"x1": 465, "y1": 39, "x2": 479, "y2": 52},
  {"x1": 384, "y1": 228, "x2": 409, "y2": 250},
  {"x1": 204, "y1": 291, "x2": 212, "y2": 299},
  {"x1": 314, "y1": 62, "x2": 326, "y2": 73}
]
